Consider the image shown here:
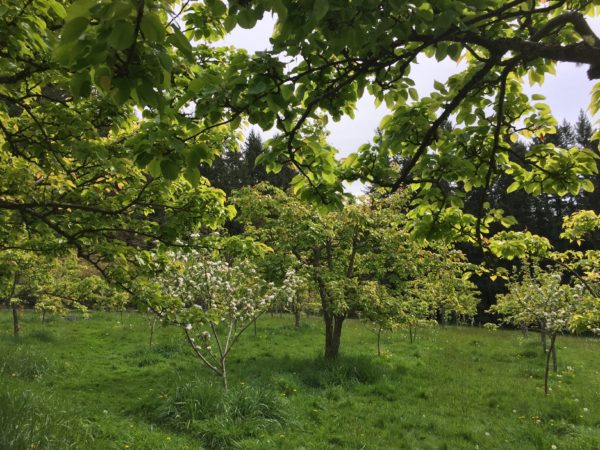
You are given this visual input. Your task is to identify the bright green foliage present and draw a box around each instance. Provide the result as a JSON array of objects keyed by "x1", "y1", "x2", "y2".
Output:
[
  {"x1": 408, "y1": 250, "x2": 479, "y2": 325},
  {"x1": 0, "y1": 249, "x2": 127, "y2": 334},
  {"x1": 489, "y1": 231, "x2": 553, "y2": 260},
  {"x1": 561, "y1": 210, "x2": 600, "y2": 244},
  {"x1": 4, "y1": 0, "x2": 597, "y2": 239},
  {"x1": 234, "y1": 184, "x2": 479, "y2": 357},
  {"x1": 1, "y1": 0, "x2": 236, "y2": 295}
]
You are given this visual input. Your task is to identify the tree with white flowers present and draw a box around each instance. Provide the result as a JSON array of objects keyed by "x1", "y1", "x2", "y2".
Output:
[
  {"x1": 492, "y1": 266, "x2": 600, "y2": 395},
  {"x1": 157, "y1": 249, "x2": 297, "y2": 389}
]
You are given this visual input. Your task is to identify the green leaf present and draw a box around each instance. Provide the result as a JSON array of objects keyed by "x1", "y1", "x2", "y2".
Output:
[
  {"x1": 506, "y1": 181, "x2": 520, "y2": 193},
  {"x1": 206, "y1": 0, "x2": 227, "y2": 16},
  {"x1": 61, "y1": 17, "x2": 89, "y2": 43},
  {"x1": 70, "y1": 72, "x2": 91, "y2": 100},
  {"x1": 48, "y1": 0, "x2": 67, "y2": 18},
  {"x1": 157, "y1": 52, "x2": 173, "y2": 72},
  {"x1": 140, "y1": 13, "x2": 165, "y2": 43},
  {"x1": 135, "y1": 81, "x2": 159, "y2": 108},
  {"x1": 111, "y1": 78, "x2": 131, "y2": 105},
  {"x1": 187, "y1": 143, "x2": 212, "y2": 165},
  {"x1": 500, "y1": 216, "x2": 518, "y2": 228},
  {"x1": 65, "y1": 0, "x2": 95, "y2": 20},
  {"x1": 170, "y1": 28, "x2": 193, "y2": 60},
  {"x1": 237, "y1": 9, "x2": 257, "y2": 29},
  {"x1": 160, "y1": 159, "x2": 180, "y2": 180},
  {"x1": 184, "y1": 166, "x2": 201, "y2": 186},
  {"x1": 108, "y1": 21, "x2": 136, "y2": 50},
  {"x1": 248, "y1": 81, "x2": 267, "y2": 95},
  {"x1": 313, "y1": 0, "x2": 329, "y2": 22},
  {"x1": 447, "y1": 43, "x2": 462, "y2": 61},
  {"x1": 581, "y1": 178, "x2": 595, "y2": 192}
]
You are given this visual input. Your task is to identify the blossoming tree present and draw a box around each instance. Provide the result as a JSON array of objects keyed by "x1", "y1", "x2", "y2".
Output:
[
  {"x1": 492, "y1": 267, "x2": 599, "y2": 395},
  {"x1": 156, "y1": 248, "x2": 296, "y2": 389}
]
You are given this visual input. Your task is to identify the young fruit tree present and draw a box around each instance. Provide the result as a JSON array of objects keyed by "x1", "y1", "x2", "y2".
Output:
[
  {"x1": 492, "y1": 266, "x2": 600, "y2": 395},
  {"x1": 155, "y1": 247, "x2": 297, "y2": 389},
  {"x1": 359, "y1": 281, "x2": 406, "y2": 355}
]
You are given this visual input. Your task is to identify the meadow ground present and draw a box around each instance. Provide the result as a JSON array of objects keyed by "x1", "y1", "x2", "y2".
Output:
[{"x1": 0, "y1": 311, "x2": 599, "y2": 450}]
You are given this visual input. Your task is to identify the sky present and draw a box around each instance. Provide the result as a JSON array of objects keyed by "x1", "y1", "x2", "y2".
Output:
[{"x1": 218, "y1": 14, "x2": 600, "y2": 192}]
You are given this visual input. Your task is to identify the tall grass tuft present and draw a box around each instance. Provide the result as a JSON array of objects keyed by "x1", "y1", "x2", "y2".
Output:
[
  {"x1": 137, "y1": 379, "x2": 288, "y2": 449},
  {"x1": 0, "y1": 389, "x2": 92, "y2": 449},
  {"x1": 0, "y1": 346, "x2": 58, "y2": 380}
]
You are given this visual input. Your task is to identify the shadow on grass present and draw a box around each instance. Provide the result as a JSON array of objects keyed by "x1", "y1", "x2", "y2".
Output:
[{"x1": 234, "y1": 353, "x2": 408, "y2": 389}]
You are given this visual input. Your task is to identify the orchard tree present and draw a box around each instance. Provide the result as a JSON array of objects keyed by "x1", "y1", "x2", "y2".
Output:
[
  {"x1": 408, "y1": 250, "x2": 480, "y2": 327},
  {"x1": 492, "y1": 266, "x2": 599, "y2": 395},
  {"x1": 234, "y1": 184, "x2": 478, "y2": 358},
  {"x1": 359, "y1": 281, "x2": 406, "y2": 355},
  {"x1": 153, "y1": 243, "x2": 296, "y2": 389},
  {"x1": 277, "y1": 267, "x2": 316, "y2": 329},
  {"x1": 234, "y1": 183, "x2": 390, "y2": 358},
  {"x1": 0, "y1": 249, "x2": 123, "y2": 336}
]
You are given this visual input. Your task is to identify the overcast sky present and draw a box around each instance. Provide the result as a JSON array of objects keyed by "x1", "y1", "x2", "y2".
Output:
[{"x1": 219, "y1": 15, "x2": 599, "y2": 192}]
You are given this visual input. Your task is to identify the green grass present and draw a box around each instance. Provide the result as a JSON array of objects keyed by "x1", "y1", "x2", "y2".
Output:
[{"x1": 1, "y1": 311, "x2": 599, "y2": 449}]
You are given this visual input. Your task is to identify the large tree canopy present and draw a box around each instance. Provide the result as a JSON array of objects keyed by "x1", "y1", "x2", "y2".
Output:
[{"x1": 2, "y1": 0, "x2": 600, "y2": 256}]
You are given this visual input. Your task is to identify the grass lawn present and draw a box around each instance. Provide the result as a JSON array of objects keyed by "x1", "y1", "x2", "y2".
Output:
[{"x1": 0, "y1": 310, "x2": 599, "y2": 449}]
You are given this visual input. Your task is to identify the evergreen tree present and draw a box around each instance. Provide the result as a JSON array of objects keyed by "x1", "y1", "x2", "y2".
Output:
[{"x1": 202, "y1": 130, "x2": 294, "y2": 194}]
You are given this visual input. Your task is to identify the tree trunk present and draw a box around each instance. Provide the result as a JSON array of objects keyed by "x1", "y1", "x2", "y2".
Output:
[
  {"x1": 221, "y1": 358, "x2": 228, "y2": 391},
  {"x1": 253, "y1": 317, "x2": 257, "y2": 337},
  {"x1": 544, "y1": 334, "x2": 557, "y2": 395},
  {"x1": 12, "y1": 303, "x2": 20, "y2": 337},
  {"x1": 294, "y1": 309, "x2": 301, "y2": 328},
  {"x1": 149, "y1": 317, "x2": 156, "y2": 349},
  {"x1": 551, "y1": 341, "x2": 557, "y2": 372},
  {"x1": 324, "y1": 313, "x2": 344, "y2": 359},
  {"x1": 540, "y1": 321, "x2": 547, "y2": 353},
  {"x1": 409, "y1": 325, "x2": 414, "y2": 343},
  {"x1": 520, "y1": 321, "x2": 528, "y2": 337},
  {"x1": 377, "y1": 326, "x2": 382, "y2": 356},
  {"x1": 42, "y1": 310, "x2": 46, "y2": 323}
]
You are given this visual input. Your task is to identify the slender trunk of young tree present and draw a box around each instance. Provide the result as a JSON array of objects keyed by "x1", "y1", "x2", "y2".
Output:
[
  {"x1": 540, "y1": 321, "x2": 547, "y2": 353},
  {"x1": 520, "y1": 321, "x2": 528, "y2": 337},
  {"x1": 42, "y1": 310, "x2": 46, "y2": 323},
  {"x1": 220, "y1": 357, "x2": 228, "y2": 391},
  {"x1": 294, "y1": 309, "x2": 301, "y2": 328},
  {"x1": 377, "y1": 325, "x2": 382, "y2": 356},
  {"x1": 409, "y1": 325, "x2": 414, "y2": 343},
  {"x1": 551, "y1": 341, "x2": 557, "y2": 372},
  {"x1": 12, "y1": 303, "x2": 20, "y2": 337},
  {"x1": 149, "y1": 316, "x2": 157, "y2": 349},
  {"x1": 8, "y1": 272, "x2": 18, "y2": 337},
  {"x1": 253, "y1": 317, "x2": 257, "y2": 337},
  {"x1": 440, "y1": 306, "x2": 446, "y2": 328},
  {"x1": 544, "y1": 334, "x2": 557, "y2": 395}
]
